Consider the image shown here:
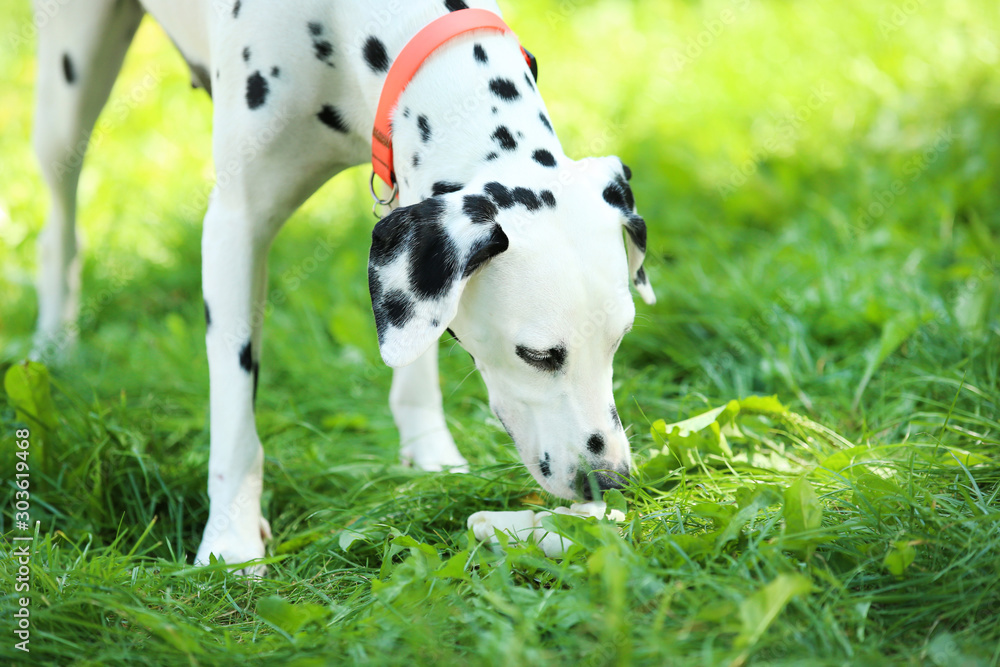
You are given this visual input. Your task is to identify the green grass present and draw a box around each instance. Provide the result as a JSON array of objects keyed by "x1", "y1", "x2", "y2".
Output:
[{"x1": 2, "y1": 0, "x2": 999, "y2": 664}]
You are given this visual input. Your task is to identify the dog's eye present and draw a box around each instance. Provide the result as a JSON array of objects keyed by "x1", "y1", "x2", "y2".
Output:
[{"x1": 515, "y1": 344, "x2": 567, "y2": 372}]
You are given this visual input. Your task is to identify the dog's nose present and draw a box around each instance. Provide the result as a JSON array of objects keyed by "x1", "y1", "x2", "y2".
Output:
[{"x1": 576, "y1": 467, "x2": 630, "y2": 501}]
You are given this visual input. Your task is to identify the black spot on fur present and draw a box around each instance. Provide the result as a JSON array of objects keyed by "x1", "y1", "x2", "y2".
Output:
[
  {"x1": 271, "y1": 66, "x2": 280, "y2": 78},
  {"x1": 233, "y1": 0, "x2": 241, "y2": 18},
  {"x1": 242, "y1": 46, "x2": 250, "y2": 62},
  {"x1": 412, "y1": 153, "x2": 421, "y2": 168},
  {"x1": 540, "y1": 190, "x2": 556, "y2": 208},
  {"x1": 432, "y1": 181, "x2": 463, "y2": 196},
  {"x1": 464, "y1": 225, "x2": 509, "y2": 278},
  {"x1": 540, "y1": 452, "x2": 552, "y2": 478},
  {"x1": 512, "y1": 187, "x2": 541, "y2": 211},
  {"x1": 489, "y1": 77, "x2": 520, "y2": 101},
  {"x1": 417, "y1": 115, "x2": 431, "y2": 142},
  {"x1": 622, "y1": 163, "x2": 632, "y2": 180},
  {"x1": 408, "y1": 221, "x2": 458, "y2": 298},
  {"x1": 485, "y1": 182, "x2": 514, "y2": 209},
  {"x1": 624, "y1": 214, "x2": 647, "y2": 252},
  {"x1": 371, "y1": 201, "x2": 424, "y2": 267},
  {"x1": 587, "y1": 433, "x2": 606, "y2": 455},
  {"x1": 636, "y1": 265, "x2": 648, "y2": 284},
  {"x1": 524, "y1": 72, "x2": 535, "y2": 91},
  {"x1": 204, "y1": 302, "x2": 211, "y2": 328},
  {"x1": 492, "y1": 126, "x2": 517, "y2": 151},
  {"x1": 363, "y1": 36, "x2": 390, "y2": 73},
  {"x1": 621, "y1": 176, "x2": 635, "y2": 209},
  {"x1": 539, "y1": 111, "x2": 553, "y2": 133},
  {"x1": 445, "y1": 0, "x2": 469, "y2": 10},
  {"x1": 462, "y1": 194, "x2": 498, "y2": 225},
  {"x1": 62, "y1": 53, "x2": 75, "y2": 84},
  {"x1": 491, "y1": 106, "x2": 498, "y2": 114},
  {"x1": 474, "y1": 44, "x2": 488, "y2": 63},
  {"x1": 252, "y1": 361, "x2": 260, "y2": 404},
  {"x1": 383, "y1": 290, "x2": 415, "y2": 328},
  {"x1": 484, "y1": 152, "x2": 499, "y2": 161},
  {"x1": 317, "y1": 104, "x2": 349, "y2": 133},
  {"x1": 314, "y1": 39, "x2": 334, "y2": 65},
  {"x1": 402, "y1": 107, "x2": 411, "y2": 118},
  {"x1": 246, "y1": 71, "x2": 269, "y2": 109},
  {"x1": 532, "y1": 149, "x2": 556, "y2": 167},
  {"x1": 308, "y1": 25, "x2": 334, "y2": 66},
  {"x1": 603, "y1": 176, "x2": 636, "y2": 213},
  {"x1": 611, "y1": 405, "x2": 622, "y2": 430},
  {"x1": 239, "y1": 341, "x2": 253, "y2": 373}
]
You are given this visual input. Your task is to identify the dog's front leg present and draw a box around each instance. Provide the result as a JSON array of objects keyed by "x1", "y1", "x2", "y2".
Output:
[
  {"x1": 194, "y1": 193, "x2": 271, "y2": 575},
  {"x1": 390, "y1": 340, "x2": 468, "y2": 471}
]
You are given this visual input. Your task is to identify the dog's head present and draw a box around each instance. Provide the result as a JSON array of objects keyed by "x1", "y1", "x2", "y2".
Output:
[{"x1": 368, "y1": 156, "x2": 654, "y2": 500}]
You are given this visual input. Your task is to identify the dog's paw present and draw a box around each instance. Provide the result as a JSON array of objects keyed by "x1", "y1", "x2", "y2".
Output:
[
  {"x1": 194, "y1": 515, "x2": 271, "y2": 577},
  {"x1": 401, "y1": 430, "x2": 469, "y2": 472}
]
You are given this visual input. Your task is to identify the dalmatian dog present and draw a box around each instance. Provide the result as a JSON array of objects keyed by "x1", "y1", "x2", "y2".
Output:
[{"x1": 32, "y1": 0, "x2": 655, "y2": 573}]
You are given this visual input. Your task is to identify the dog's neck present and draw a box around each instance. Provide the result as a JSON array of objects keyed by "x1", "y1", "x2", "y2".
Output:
[{"x1": 384, "y1": 31, "x2": 565, "y2": 206}]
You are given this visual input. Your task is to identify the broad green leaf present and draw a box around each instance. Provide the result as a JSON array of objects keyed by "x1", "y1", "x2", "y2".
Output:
[
  {"x1": 256, "y1": 596, "x2": 330, "y2": 635},
  {"x1": 433, "y1": 550, "x2": 470, "y2": 580},
  {"x1": 639, "y1": 450, "x2": 682, "y2": 480},
  {"x1": 817, "y1": 446, "x2": 875, "y2": 478},
  {"x1": 855, "y1": 473, "x2": 900, "y2": 499},
  {"x1": 603, "y1": 489, "x2": 627, "y2": 516},
  {"x1": 665, "y1": 534, "x2": 714, "y2": 564},
  {"x1": 126, "y1": 609, "x2": 204, "y2": 655},
  {"x1": 4, "y1": 360, "x2": 57, "y2": 433},
  {"x1": 692, "y1": 502, "x2": 737, "y2": 530},
  {"x1": 783, "y1": 478, "x2": 823, "y2": 534},
  {"x1": 392, "y1": 534, "x2": 440, "y2": 559},
  {"x1": 337, "y1": 529, "x2": 367, "y2": 552},
  {"x1": 738, "y1": 395, "x2": 788, "y2": 416},
  {"x1": 737, "y1": 574, "x2": 812, "y2": 647},
  {"x1": 884, "y1": 541, "x2": 917, "y2": 578},
  {"x1": 930, "y1": 447, "x2": 992, "y2": 467},
  {"x1": 716, "y1": 486, "x2": 782, "y2": 548},
  {"x1": 656, "y1": 404, "x2": 729, "y2": 436},
  {"x1": 540, "y1": 512, "x2": 604, "y2": 550}
]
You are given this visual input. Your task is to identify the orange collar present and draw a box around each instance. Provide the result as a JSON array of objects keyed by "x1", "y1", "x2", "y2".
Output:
[{"x1": 371, "y1": 8, "x2": 536, "y2": 193}]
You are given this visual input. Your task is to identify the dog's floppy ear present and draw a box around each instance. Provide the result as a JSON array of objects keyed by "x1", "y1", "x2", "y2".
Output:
[
  {"x1": 601, "y1": 159, "x2": 656, "y2": 305},
  {"x1": 368, "y1": 194, "x2": 508, "y2": 367}
]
